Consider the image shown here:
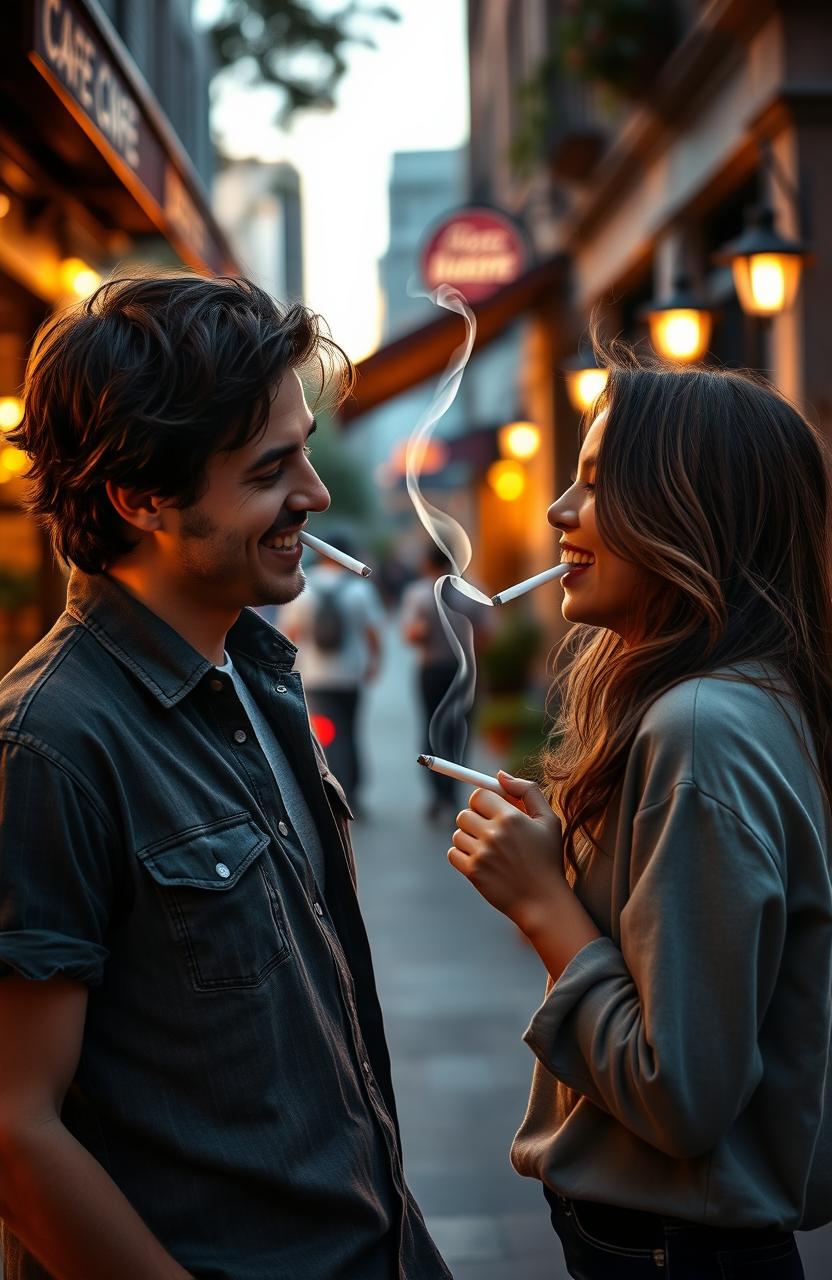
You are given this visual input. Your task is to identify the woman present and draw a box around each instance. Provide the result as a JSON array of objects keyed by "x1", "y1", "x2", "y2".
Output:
[{"x1": 449, "y1": 349, "x2": 832, "y2": 1278}]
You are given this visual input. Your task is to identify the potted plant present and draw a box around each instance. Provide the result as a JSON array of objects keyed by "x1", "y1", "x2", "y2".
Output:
[{"x1": 558, "y1": 0, "x2": 678, "y2": 100}]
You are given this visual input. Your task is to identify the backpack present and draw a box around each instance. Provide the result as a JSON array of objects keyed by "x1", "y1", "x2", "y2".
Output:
[{"x1": 312, "y1": 576, "x2": 350, "y2": 653}]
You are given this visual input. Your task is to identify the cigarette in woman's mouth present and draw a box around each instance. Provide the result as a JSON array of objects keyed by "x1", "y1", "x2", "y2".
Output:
[
  {"x1": 491, "y1": 562, "x2": 572, "y2": 605},
  {"x1": 298, "y1": 530, "x2": 372, "y2": 577},
  {"x1": 417, "y1": 754, "x2": 504, "y2": 795}
]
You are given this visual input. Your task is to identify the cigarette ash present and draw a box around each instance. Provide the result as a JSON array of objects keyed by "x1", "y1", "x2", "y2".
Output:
[{"x1": 404, "y1": 284, "x2": 493, "y2": 765}]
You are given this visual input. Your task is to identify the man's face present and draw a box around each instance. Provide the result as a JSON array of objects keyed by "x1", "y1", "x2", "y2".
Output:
[{"x1": 163, "y1": 371, "x2": 330, "y2": 609}]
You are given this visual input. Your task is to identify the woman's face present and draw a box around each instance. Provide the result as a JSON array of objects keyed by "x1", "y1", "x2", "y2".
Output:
[{"x1": 547, "y1": 412, "x2": 649, "y2": 639}]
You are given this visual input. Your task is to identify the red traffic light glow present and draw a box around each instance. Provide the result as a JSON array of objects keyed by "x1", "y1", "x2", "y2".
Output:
[{"x1": 311, "y1": 714, "x2": 336, "y2": 748}]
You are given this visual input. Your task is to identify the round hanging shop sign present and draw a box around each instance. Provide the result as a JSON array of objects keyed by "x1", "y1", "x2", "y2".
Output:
[{"x1": 420, "y1": 207, "x2": 528, "y2": 304}]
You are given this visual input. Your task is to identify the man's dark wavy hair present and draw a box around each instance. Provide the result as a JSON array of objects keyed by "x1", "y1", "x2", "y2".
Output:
[{"x1": 9, "y1": 270, "x2": 354, "y2": 573}]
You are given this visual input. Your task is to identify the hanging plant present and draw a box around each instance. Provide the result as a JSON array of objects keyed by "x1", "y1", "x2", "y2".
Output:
[{"x1": 557, "y1": 0, "x2": 678, "y2": 98}]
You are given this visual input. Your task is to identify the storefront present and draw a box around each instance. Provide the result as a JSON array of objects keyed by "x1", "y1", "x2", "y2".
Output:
[{"x1": 0, "y1": 0, "x2": 238, "y2": 674}]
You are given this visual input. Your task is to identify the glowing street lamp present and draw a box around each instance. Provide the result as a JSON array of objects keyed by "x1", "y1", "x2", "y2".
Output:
[
  {"x1": 498, "y1": 420, "x2": 541, "y2": 461},
  {"x1": 713, "y1": 206, "x2": 810, "y2": 317},
  {"x1": 59, "y1": 257, "x2": 102, "y2": 299},
  {"x1": 640, "y1": 276, "x2": 714, "y2": 363},
  {"x1": 487, "y1": 459, "x2": 526, "y2": 501},
  {"x1": 562, "y1": 348, "x2": 609, "y2": 413},
  {"x1": 0, "y1": 396, "x2": 24, "y2": 432}
]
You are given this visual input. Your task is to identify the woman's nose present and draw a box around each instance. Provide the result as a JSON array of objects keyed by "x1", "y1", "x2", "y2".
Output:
[{"x1": 547, "y1": 491, "x2": 578, "y2": 529}]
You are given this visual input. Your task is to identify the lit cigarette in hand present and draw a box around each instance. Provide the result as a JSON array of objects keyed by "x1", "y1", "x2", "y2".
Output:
[
  {"x1": 417, "y1": 754, "x2": 505, "y2": 795},
  {"x1": 491, "y1": 562, "x2": 571, "y2": 605},
  {"x1": 299, "y1": 530, "x2": 372, "y2": 577}
]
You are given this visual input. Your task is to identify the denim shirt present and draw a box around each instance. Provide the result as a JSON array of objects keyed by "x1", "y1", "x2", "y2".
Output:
[{"x1": 0, "y1": 570, "x2": 450, "y2": 1280}]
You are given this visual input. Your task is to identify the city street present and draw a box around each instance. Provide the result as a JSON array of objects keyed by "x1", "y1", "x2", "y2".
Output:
[{"x1": 353, "y1": 622, "x2": 831, "y2": 1280}]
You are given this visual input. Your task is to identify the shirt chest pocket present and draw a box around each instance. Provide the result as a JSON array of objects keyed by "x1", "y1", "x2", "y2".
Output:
[{"x1": 136, "y1": 814, "x2": 291, "y2": 992}]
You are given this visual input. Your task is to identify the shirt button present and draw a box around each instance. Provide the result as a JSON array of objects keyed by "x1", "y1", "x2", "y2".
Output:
[
  {"x1": 209, "y1": 678, "x2": 223, "y2": 692},
  {"x1": 313, "y1": 901, "x2": 324, "y2": 917},
  {"x1": 277, "y1": 820, "x2": 289, "y2": 836},
  {"x1": 215, "y1": 862, "x2": 231, "y2": 879},
  {"x1": 233, "y1": 729, "x2": 247, "y2": 744},
  {"x1": 274, "y1": 684, "x2": 287, "y2": 694}
]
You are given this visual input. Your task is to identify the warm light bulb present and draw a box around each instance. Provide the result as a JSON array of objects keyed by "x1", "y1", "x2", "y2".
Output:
[
  {"x1": 649, "y1": 309, "x2": 711, "y2": 362},
  {"x1": 749, "y1": 255, "x2": 786, "y2": 312},
  {"x1": 0, "y1": 445, "x2": 28, "y2": 474},
  {"x1": 487, "y1": 459, "x2": 526, "y2": 502},
  {"x1": 731, "y1": 253, "x2": 802, "y2": 317},
  {"x1": 0, "y1": 194, "x2": 10, "y2": 218},
  {"x1": 59, "y1": 257, "x2": 102, "y2": 299},
  {"x1": 498, "y1": 421, "x2": 541, "y2": 461},
  {"x1": 566, "y1": 367, "x2": 608, "y2": 413},
  {"x1": 0, "y1": 396, "x2": 24, "y2": 431}
]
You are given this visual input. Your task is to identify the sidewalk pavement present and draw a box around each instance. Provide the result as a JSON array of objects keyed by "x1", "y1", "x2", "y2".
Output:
[{"x1": 352, "y1": 623, "x2": 831, "y2": 1279}]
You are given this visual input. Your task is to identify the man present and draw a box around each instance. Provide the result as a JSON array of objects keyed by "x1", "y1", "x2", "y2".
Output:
[
  {"x1": 281, "y1": 528, "x2": 384, "y2": 815},
  {"x1": 0, "y1": 273, "x2": 450, "y2": 1280}
]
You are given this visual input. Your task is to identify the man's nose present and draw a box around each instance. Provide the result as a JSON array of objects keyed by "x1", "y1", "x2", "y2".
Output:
[{"x1": 305, "y1": 468, "x2": 331, "y2": 514}]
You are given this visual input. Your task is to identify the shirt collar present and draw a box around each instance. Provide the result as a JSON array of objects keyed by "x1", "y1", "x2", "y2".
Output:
[{"x1": 65, "y1": 569, "x2": 297, "y2": 708}]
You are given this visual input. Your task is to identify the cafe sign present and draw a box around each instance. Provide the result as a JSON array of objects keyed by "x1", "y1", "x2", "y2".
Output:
[
  {"x1": 421, "y1": 207, "x2": 528, "y2": 304},
  {"x1": 30, "y1": 0, "x2": 232, "y2": 275}
]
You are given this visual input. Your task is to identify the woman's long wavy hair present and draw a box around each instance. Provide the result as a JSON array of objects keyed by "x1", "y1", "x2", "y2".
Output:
[{"x1": 543, "y1": 338, "x2": 832, "y2": 868}]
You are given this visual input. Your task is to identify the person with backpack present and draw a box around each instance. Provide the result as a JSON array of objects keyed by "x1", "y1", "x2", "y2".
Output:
[{"x1": 281, "y1": 529, "x2": 384, "y2": 816}]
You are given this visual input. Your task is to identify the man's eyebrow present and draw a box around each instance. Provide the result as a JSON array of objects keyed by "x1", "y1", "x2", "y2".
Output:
[{"x1": 242, "y1": 419, "x2": 317, "y2": 477}]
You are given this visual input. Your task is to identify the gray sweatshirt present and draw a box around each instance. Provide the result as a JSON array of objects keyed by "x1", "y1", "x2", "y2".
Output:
[{"x1": 511, "y1": 668, "x2": 832, "y2": 1230}]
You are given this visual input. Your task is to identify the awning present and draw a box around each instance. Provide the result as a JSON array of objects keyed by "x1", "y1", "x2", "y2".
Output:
[
  {"x1": 339, "y1": 255, "x2": 567, "y2": 425},
  {"x1": 0, "y1": 0, "x2": 237, "y2": 277}
]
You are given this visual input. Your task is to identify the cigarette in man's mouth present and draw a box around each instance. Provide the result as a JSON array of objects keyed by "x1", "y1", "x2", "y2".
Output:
[
  {"x1": 491, "y1": 562, "x2": 572, "y2": 605},
  {"x1": 417, "y1": 754, "x2": 504, "y2": 795},
  {"x1": 298, "y1": 530, "x2": 372, "y2": 577}
]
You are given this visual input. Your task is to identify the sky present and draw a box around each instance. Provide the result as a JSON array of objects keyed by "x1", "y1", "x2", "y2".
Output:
[{"x1": 202, "y1": 0, "x2": 470, "y2": 360}]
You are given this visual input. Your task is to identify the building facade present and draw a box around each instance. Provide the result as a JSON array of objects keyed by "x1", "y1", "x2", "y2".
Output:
[
  {"x1": 467, "y1": 0, "x2": 832, "y2": 496},
  {"x1": 0, "y1": 0, "x2": 236, "y2": 676}
]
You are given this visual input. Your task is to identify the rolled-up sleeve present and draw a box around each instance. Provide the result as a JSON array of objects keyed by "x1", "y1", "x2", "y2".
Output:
[
  {"x1": 0, "y1": 737, "x2": 118, "y2": 985},
  {"x1": 523, "y1": 781, "x2": 786, "y2": 1160}
]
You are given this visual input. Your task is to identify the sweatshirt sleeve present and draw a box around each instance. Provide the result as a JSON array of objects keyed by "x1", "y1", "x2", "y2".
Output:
[{"x1": 523, "y1": 780, "x2": 787, "y2": 1159}]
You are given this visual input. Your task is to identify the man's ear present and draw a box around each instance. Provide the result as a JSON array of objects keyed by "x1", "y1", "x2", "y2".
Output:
[{"x1": 105, "y1": 481, "x2": 168, "y2": 533}]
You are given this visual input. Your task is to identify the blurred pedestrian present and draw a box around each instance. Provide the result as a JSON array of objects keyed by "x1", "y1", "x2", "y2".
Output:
[
  {"x1": 0, "y1": 272, "x2": 450, "y2": 1280},
  {"x1": 448, "y1": 348, "x2": 832, "y2": 1277},
  {"x1": 281, "y1": 529, "x2": 384, "y2": 816}
]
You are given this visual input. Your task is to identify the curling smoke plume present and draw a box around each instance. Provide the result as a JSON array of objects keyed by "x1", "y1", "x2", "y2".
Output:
[{"x1": 404, "y1": 284, "x2": 492, "y2": 764}]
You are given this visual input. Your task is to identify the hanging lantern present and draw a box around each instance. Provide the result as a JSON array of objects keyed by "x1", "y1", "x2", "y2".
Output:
[
  {"x1": 562, "y1": 348, "x2": 609, "y2": 413},
  {"x1": 713, "y1": 205, "x2": 810, "y2": 317},
  {"x1": 640, "y1": 276, "x2": 715, "y2": 363}
]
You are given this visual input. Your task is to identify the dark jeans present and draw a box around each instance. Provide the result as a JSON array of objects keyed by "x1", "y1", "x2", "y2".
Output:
[
  {"x1": 307, "y1": 687, "x2": 361, "y2": 806},
  {"x1": 544, "y1": 1189, "x2": 805, "y2": 1279}
]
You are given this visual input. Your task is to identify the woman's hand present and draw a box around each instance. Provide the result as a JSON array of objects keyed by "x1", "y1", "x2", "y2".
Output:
[
  {"x1": 448, "y1": 771, "x2": 602, "y2": 979},
  {"x1": 448, "y1": 771, "x2": 566, "y2": 936}
]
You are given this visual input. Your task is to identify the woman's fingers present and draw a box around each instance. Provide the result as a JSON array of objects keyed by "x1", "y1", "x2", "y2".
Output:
[
  {"x1": 456, "y1": 807, "x2": 489, "y2": 837},
  {"x1": 451, "y1": 827, "x2": 479, "y2": 856},
  {"x1": 497, "y1": 772, "x2": 552, "y2": 820}
]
